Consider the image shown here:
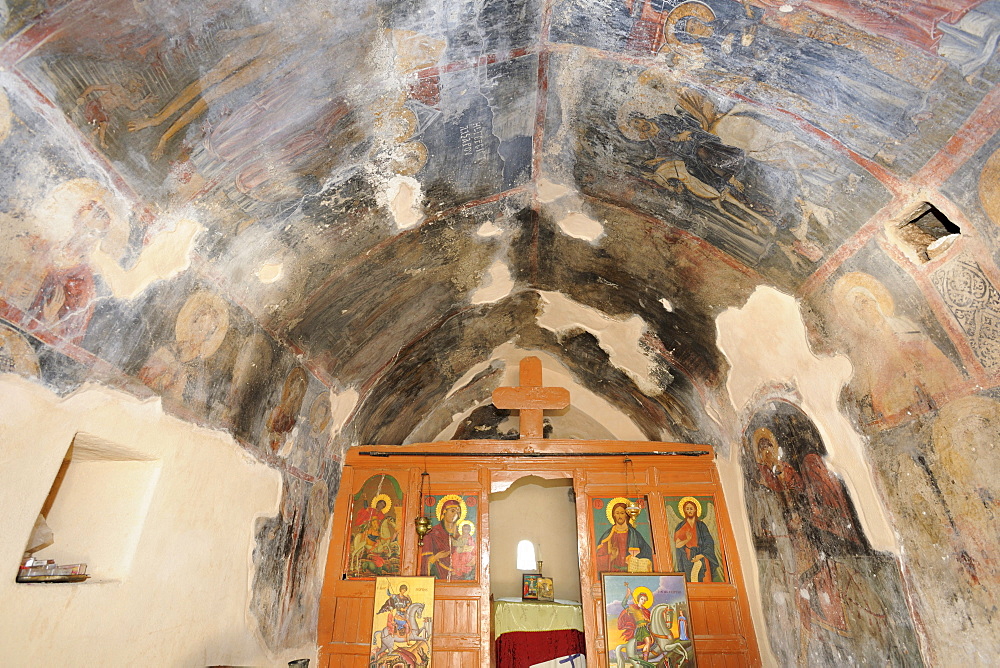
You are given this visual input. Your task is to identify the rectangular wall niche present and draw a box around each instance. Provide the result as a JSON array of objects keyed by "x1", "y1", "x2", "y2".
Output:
[{"x1": 23, "y1": 432, "x2": 161, "y2": 582}]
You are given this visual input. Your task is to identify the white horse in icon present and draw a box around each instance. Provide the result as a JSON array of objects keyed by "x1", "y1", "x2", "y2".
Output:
[
  {"x1": 611, "y1": 603, "x2": 690, "y2": 668},
  {"x1": 373, "y1": 601, "x2": 432, "y2": 657}
]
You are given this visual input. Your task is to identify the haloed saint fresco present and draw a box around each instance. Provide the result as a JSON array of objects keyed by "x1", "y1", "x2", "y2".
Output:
[
  {"x1": 592, "y1": 496, "x2": 654, "y2": 573},
  {"x1": 418, "y1": 493, "x2": 479, "y2": 581},
  {"x1": 742, "y1": 401, "x2": 923, "y2": 666},
  {"x1": 348, "y1": 474, "x2": 403, "y2": 577},
  {"x1": 664, "y1": 495, "x2": 726, "y2": 583}
]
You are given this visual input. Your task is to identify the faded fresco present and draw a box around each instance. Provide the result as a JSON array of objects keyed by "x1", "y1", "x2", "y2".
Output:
[
  {"x1": 664, "y1": 495, "x2": 726, "y2": 583},
  {"x1": 348, "y1": 474, "x2": 404, "y2": 578},
  {"x1": 742, "y1": 401, "x2": 922, "y2": 665},
  {"x1": 251, "y1": 474, "x2": 334, "y2": 650},
  {"x1": 866, "y1": 394, "x2": 1000, "y2": 663},
  {"x1": 543, "y1": 55, "x2": 888, "y2": 287},
  {"x1": 805, "y1": 239, "x2": 969, "y2": 428},
  {"x1": 550, "y1": 0, "x2": 1000, "y2": 172},
  {"x1": 592, "y1": 496, "x2": 655, "y2": 573},
  {"x1": 417, "y1": 493, "x2": 479, "y2": 581}
]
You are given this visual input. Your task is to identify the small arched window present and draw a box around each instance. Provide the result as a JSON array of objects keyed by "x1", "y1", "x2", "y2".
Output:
[{"x1": 516, "y1": 539, "x2": 536, "y2": 571}]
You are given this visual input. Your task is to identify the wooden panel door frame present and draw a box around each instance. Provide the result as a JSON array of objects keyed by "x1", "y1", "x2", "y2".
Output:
[{"x1": 318, "y1": 439, "x2": 761, "y2": 667}]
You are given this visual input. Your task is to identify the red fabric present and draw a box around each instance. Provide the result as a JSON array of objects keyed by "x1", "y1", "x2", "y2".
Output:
[{"x1": 495, "y1": 629, "x2": 585, "y2": 668}]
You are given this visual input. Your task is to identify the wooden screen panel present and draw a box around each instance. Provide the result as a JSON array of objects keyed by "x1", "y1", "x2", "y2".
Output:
[
  {"x1": 432, "y1": 596, "x2": 480, "y2": 636},
  {"x1": 316, "y1": 652, "x2": 369, "y2": 668},
  {"x1": 319, "y1": 441, "x2": 760, "y2": 668},
  {"x1": 432, "y1": 649, "x2": 480, "y2": 667},
  {"x1": 689, "y1": 594, "x2": 741, "y2": 636},
  {"x1": 330, "y1": 595, "x2": 375, "y2": 645}
]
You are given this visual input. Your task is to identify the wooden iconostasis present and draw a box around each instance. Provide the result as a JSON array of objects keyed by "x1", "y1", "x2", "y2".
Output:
[{"x1": 317, "y1": 440, "x2": 761, "y2": 667}]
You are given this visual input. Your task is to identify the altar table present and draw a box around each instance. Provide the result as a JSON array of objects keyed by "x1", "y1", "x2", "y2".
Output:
[{"x1": 493, "y1": 598, "x2": 586, "y2": 668}]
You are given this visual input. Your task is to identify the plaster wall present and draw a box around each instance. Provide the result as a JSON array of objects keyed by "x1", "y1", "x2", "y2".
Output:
[{"x1": 0, "y1": 376, "x2": 296, "y2": 666}]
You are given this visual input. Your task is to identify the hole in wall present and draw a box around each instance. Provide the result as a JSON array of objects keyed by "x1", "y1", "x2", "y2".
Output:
[
  {"x1": 888, "y1": 202, "x2": 961, "y2": 264},
  {"x1": 18, "y1": 432, "x2": 161, "y2": 583}
]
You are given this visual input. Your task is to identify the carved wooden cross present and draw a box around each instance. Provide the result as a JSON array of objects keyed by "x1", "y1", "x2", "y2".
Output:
[{"x1": 491, "y1": 356, "x2": 570, "y2": 439}]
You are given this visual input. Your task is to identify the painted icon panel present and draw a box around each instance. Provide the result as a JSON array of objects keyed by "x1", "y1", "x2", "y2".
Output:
[
  {"x1": 602, "y1": 573, "x2": 696, "y2": 667},
  {"x1": 370, "y1": 576, "x2": 435, "y2": 667},
  {"x1": 592, "y1": 496, "x2": 654, "y2": 573},
  {"x1": 664, "y1": 495, "x2": 727, "y2": 583},
  {"x1": 417, "y1": 493, "x2": 479, "y2": 581},
  {"x1": 347, "y1": 474, "x2": 403, "y2": 577}
]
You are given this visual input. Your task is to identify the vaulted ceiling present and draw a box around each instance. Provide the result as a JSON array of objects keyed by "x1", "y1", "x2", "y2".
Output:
[{"x1": 2, "y1": 0, "x2": 999, "y2": 443}]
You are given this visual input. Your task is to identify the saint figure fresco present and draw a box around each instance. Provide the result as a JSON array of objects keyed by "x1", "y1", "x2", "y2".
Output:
[
  {"x1": 742, "y1": 401, "x2": 922, "y2": 665},
  {"x1": 266, "y1": 367, "x2": 309, "y2": 454},
  {"x1": 830, "y1": 271, "x2": 964, "y2": 424},
  {"x1": 931, "y1": 396, "x2": 1000, "y2": 595},
  {"x1": 24, "y1": 179, "x2": 124, "y2": 345},
  {"x1": 138, "y1": 289, "x2": 231, "y2": 410}
]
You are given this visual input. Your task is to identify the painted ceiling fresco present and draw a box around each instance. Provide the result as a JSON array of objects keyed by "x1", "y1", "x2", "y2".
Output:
[{"x1": 2, "y1": 0, "x2": 1000, "y2": 661}]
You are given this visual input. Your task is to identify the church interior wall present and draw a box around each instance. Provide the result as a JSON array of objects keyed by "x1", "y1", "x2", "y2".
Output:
[
  {"x1": 0, "y1": 375, "x2": 295, "y2": 665},
  {"x1": 0, "y1": 0, "x2": 999, "y2": 664}
]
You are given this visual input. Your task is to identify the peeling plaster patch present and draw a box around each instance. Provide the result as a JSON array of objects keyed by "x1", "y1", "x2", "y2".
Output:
[
  {"x1": 715, "y1": 285, "x2": 897, "y2": 553},
  {"x1": 537, "y1": 178, "x2": 572, "y2": 203},
  {"x1": 477, "y1": 220, "x2": 503, "y2": 237},
  {"x1": 329, "y1": 387, "x2": 360, "y2": 438},
  {"x1": 536, "y1": 291, "x2": 658, "y2": 395},
  {"x1": 385, "y1": 175, "x2": 424, "y2": 230},
  {"x1": 257, "y1": 261, "x2": 283, "y2": 284},
  {"x1": 659, "y1": 297, "x2": 673, "y2": 312},
  {"x1": 470, "y1": 260, "x2": 513, "y2": 304},
  {"x1": 90, "y1": 217, "x2": 203, "y2": 300},
  {"x1": 557, "y1": 211, "x2": 604, "y2": 242}
]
